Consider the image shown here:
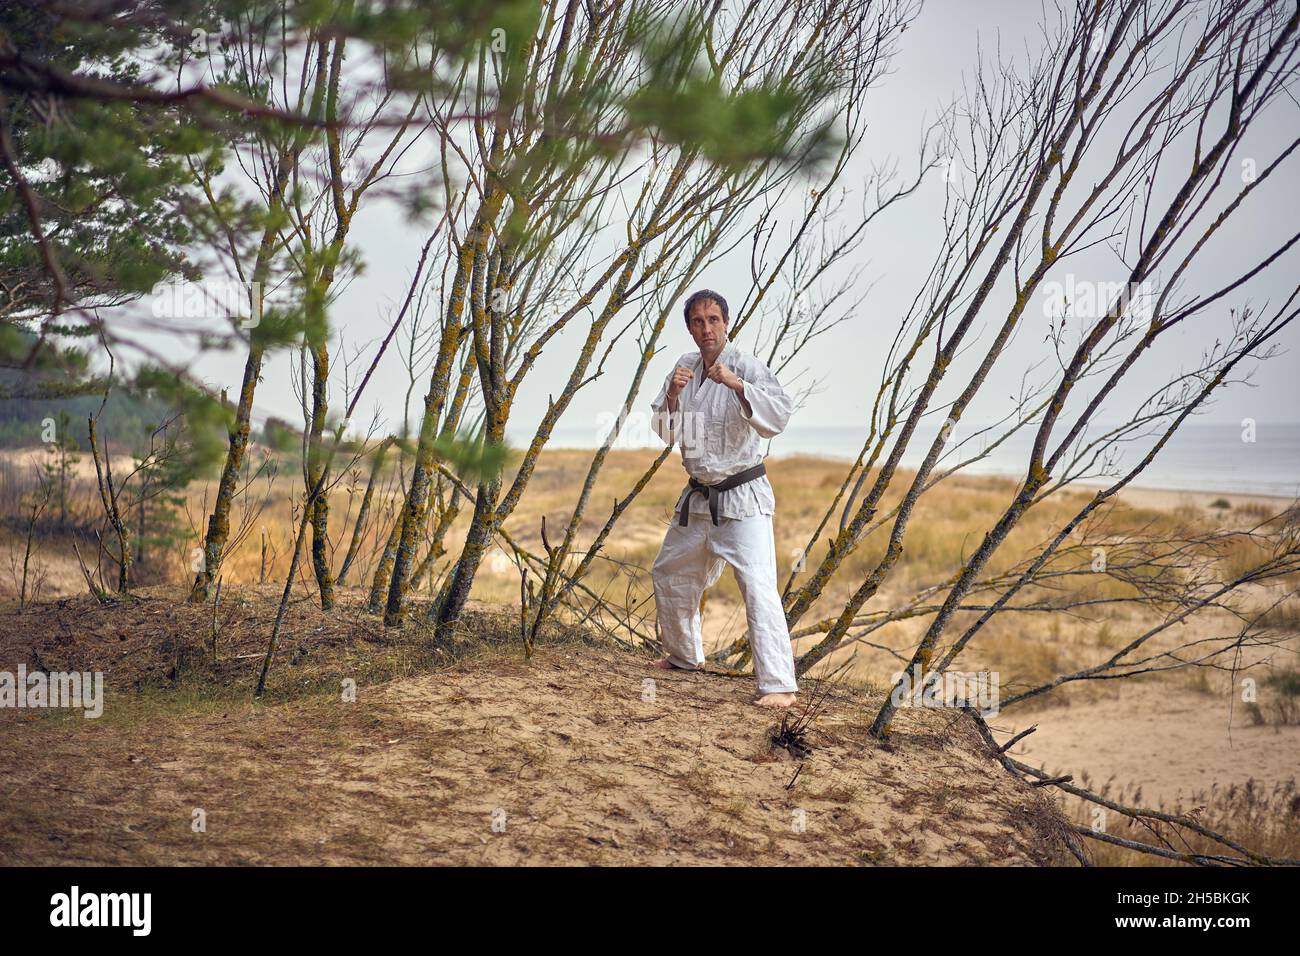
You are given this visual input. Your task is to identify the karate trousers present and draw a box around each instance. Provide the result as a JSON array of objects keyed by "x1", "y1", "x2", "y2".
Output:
[{"x1": 651, "y1": 511, "x2": 799, "y2": 695}]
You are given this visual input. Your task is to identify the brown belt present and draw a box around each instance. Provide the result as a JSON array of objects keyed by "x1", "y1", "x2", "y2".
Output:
[{"x1": 678, "y1": 462, "x2": 767, "y2": 526}]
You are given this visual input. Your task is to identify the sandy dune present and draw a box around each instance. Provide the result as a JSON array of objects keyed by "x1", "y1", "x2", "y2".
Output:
[{"x1": 0, "y1": 597, "x2": 1073, "y2": 865}]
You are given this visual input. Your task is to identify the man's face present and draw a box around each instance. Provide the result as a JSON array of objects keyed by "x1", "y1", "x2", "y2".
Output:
[{"x1": 686, "y1": 300, "x2": 727, "y2": 356}]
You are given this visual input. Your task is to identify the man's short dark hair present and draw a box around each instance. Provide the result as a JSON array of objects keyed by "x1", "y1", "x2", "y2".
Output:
[{"x1": 683, "y1": 289, "x2": 729, "y2": 325}]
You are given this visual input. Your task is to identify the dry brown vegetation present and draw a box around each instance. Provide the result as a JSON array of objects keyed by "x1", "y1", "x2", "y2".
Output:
[
  {"x1": 1064, "y1": 778, "x2": 1300, "y2": 867},
  {"x1": 5, "y1": 444, "x2": 1299, "y2": 719}
]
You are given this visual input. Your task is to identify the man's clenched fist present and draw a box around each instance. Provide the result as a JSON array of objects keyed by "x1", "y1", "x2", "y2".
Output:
[
  {"x1": 705, "y1": 362, "x2": 742, "y2": 390},
  {"x1": 666, "y1": 365, "x2": 693, "y2": 401}
]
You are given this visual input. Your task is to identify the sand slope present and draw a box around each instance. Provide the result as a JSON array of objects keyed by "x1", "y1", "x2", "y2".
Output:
[
  {"x1": 993, "y1": 681, "x2": 1300, "y2": 809},
  {"x1": 0, "y1": 596, "x2": 1073, "y2": 865}
]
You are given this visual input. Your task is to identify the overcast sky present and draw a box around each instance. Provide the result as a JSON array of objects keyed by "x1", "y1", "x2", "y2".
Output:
[{"x1": 154, "y1": 0, "x2": 1300, "y2": 447}]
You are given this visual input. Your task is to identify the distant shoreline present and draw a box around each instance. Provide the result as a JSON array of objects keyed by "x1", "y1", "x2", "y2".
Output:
[
  {"x1": 759, "y1": 448, "x2": 1300, "y2": 505},
  {"x1": 535, "y1": 442, "x2": 1300, "y2": 507},
  {"x1": 539, "y1": 419, "x2": 1300, "y2": 499}
]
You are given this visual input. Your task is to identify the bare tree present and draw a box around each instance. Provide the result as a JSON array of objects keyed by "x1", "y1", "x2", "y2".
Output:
[
  {"x1": 659, "y1": 1, "x2": 1300, "y2": 744},
  {"x1": 380, "y1": 0, "x2": 919, "y2": 638},
  {"x1": 188, "y1": 3, "x2": 432, "y2": 603}
]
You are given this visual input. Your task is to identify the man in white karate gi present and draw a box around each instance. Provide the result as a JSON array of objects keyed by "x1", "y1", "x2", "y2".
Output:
[{"x1": 647, "y1": 289, "x2": 799, "y2": 708}]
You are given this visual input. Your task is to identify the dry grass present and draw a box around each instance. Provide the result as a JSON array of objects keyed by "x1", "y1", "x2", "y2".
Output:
[
  {"x1": 6, "y1": 444, "x2": 1296, "y2": 717},
  {"x1": 1064, "y1": 776, "x2": 1300, "y2": 865},
  {"x1": 0, "y1": 584, "x2": 597, "y2": 706}
]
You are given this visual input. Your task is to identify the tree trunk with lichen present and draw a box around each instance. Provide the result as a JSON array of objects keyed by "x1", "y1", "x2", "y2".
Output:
[
  {"x1": 307, "y1": 343, "x2": 335, "y2": 609},
  {"x1": 431, "y1": 475, "x2": 501, "y2": 643},
  {"x1": 367, "y1": 512, "x2": 403, "y2": 613},
  {"x1": 383, "y1": 401, "x2": 441, "y2": 626},
  {"x1": 189, "y1": 345, "x2": 264, "y2": 602},
  {"x1": 188, "y1": 50, "x2": 330, "y2": 603},
  {"x1": 383, "y1": 194, "x2": 496, "y2": 627}
]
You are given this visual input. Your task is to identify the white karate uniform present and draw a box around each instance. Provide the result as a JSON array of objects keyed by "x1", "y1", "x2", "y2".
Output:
[{"x1": 648, "y1": 341, "x2": 799, "y2": 694}]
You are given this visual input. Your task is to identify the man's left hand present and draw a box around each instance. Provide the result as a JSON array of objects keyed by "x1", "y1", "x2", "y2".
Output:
[{"x1": 706, "y1": 363, "x2": 743, "y2": 391}]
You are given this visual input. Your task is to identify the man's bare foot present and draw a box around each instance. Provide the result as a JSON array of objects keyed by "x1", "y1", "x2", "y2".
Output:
[
  {"x1": 754, "y1": 692, "x2": 798, "y2": 709},
  {"x1": 648, "y1": 657, "x2": 695, "y2": 671}
]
